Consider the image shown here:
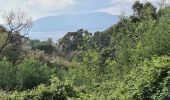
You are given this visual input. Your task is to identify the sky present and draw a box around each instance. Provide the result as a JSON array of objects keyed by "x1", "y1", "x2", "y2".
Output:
[{"x1": 0, "y1": 0, "x2": 169, "y2": 21}]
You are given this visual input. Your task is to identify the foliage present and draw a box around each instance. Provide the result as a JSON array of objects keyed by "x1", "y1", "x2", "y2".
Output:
[
  {"x1": 32, "y1": 40, "x2": 55, "y2": 55},
  {"x1": 58, "y1": 29, "x2": 92, "y2": 53},
  {"x1": 0, "y1": 58, "x2": 53, "y2": 91},
  {"x1": 111, "y1": 56, "x2": 170, "y2": 100},
  {"x1": 0, "y1": 58, "x2": 16, "y2": 91},
  {"x1": 91, "y1": 31, "x2": 111, "y2": 49},
  {"x1": 109, "y1": 5, "x2": 170, "y2": 73},
  {"x1": 1, "y1": 2, "x2": 170, "y2": 100},
  {"x1": 0, "y1": 77, "x2": 79, "y2": 100},
  {"x1": 16, "y1": 59, "x2": 52, "y2": 90}
]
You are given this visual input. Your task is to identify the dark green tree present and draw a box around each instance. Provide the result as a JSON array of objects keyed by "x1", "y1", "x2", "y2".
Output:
[{"x1": 58, "y1": 29, "x2": 92, "y2": 53}]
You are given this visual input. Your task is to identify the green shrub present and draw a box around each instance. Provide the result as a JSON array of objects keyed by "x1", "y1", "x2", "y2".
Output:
[
  {"x1": 16, "y1": 59, "x2": 52, "y2": 90},
  {"x1": 111, "y1": 56, "x2": 170, "y2": 99},
  {"x1": 0, "y1": 58, "x2": 53, "y2": 91},
  {"x1": 3, "y1": 77, "x2": 79, "y2": 100},
  {"x1": 0, "y1": 58, "x2": 16, "y2": 91}
]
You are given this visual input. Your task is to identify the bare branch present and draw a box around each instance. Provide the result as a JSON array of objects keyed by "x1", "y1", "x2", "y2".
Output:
[
  {"x1": 0, "y1": 9, "x2": 32, "y2": 54},
  {"x1": 2, "y1": 9, "x2": 32, "y2": 33}
]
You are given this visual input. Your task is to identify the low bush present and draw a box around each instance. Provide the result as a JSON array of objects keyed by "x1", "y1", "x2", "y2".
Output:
[
  {"x1": 0, "y1": 58, "x2": 53, "y2": 91},
  {"x1": 111, "y1": 56, "x2": 170, "y2": 99},
  {"x1": 0, "y1": 58, "x2": 16, "y2": 91},
  {"x1": 16, "y1": 59, "x2": 52, "y2": 90},
  {"x1": 1, "y1": 77, "x2": 79, "y2": 100}
]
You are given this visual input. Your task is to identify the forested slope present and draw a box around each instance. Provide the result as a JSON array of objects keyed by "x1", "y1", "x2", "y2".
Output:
[{"x1": 0, "y1": 1, "x2": 170, "y2": 100}]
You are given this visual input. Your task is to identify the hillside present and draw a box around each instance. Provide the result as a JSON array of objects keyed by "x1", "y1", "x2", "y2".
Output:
[
  {"x1": 1, "y1": 1, "x2": 170, "y2": 100},
  {"x1": 31, "y1": 12, "x2": 119, "y2": 32}
]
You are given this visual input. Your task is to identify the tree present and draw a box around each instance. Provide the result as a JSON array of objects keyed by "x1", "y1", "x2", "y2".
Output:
[
  {"x1": 33, "y1": 40, "x2": 55, "y2": 56},
  {"x1": 132, "y1": 1, "x2": 143, "y2": 18},
  {"x1": 58, "y1": 29, "x2": 92, "y2": 53},
  {"x1": 91, "y1": 31, "x2": 111, "y2": 50},
  {"x1": 30, "y1": 39, "x2": 41, "y2": 50},
  {"x1": 2, "y1": 35, "x2": 22, "y2": 65},
  {"x1": 140, "y1": 2, "x2": 157, "y2": 19},
  {"x1": 158, "y1": 0, "x2": 167, "y2": 9},
  {"x1": 131, "y1": 1, "x2": 157, "y2": 22},
  {"x1": 0, "y1": 9, "x2": 32, "y2": 54}
]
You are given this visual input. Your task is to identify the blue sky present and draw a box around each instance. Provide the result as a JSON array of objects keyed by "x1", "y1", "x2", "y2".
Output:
[{"x1": 0, "y1": 0, "x2": 169, "y2": 21}]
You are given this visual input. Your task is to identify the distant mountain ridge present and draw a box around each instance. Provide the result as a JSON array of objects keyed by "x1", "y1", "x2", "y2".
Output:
[{"x1": 31, "y1": 12, "x2": 119, "y2": 32}]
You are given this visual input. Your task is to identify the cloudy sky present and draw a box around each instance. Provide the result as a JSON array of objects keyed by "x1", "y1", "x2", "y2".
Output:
[{"x1": 0, "y1": 0, "x2": 169, "y2": 20}]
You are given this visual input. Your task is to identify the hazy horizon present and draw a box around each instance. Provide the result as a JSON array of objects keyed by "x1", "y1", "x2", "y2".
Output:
[
  {"x1": 0, "y1": 0, "x2": 165, "y2": 23},
  {"x1": 1, "y1": 0, "x2": 170, "y2": 41}
]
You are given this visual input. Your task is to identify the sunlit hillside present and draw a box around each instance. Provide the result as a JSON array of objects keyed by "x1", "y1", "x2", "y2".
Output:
[{"x1": 0, "y1": 0, "x2": 170, "y2": 100}]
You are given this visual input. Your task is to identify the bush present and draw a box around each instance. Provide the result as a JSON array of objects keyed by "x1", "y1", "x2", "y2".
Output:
[
  {"x1": 0, "y1": 58, "x2": 53, "y2": 91},
  {"x1": 16, "y1": 59, "x2": 52, "y2": 90},
  {"x1": 111, "y1": 56, "x2": 170, "y2": 99},
  {"x1": 0, "y1": 58, "x2": 16, "y2": 91},
  {"x1": 2, "y1": 77, "x2": 79, "y2": 100}
]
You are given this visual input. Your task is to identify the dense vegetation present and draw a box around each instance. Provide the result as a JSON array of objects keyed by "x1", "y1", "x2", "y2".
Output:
[{"x1": 0, "y1": 1, "x2": 170, "y2": 100}]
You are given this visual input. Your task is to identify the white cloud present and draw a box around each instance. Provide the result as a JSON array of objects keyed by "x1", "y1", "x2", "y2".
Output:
[
  {"x1": 110, "y1": 0, "x2": 170, "y2": 6},
  {"x1": 0, "y1": 0, "x2": 75, "y2": 20},
  {"x1": 97, "y1": 6, "x2": 127, "y2": 16},
  {"x1": 25, "y1": 0, "x2": 75, "y2": 11},
  {"x1": 0, "y1": 0, "x2": 169, "y2": 22},
  {"x1": 98, "y1": 0, "x2": 170, "y2": 15},
  {"x1": 111, "y1": 0, "x2": 166, "y2": 4}
]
